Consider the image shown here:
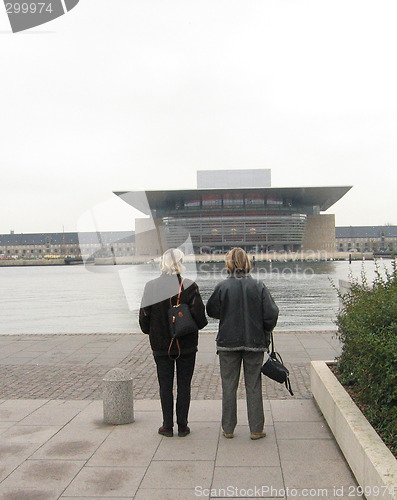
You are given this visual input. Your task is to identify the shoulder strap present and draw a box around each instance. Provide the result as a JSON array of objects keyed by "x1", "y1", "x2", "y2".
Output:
[
  {"x1": 271, "y1": 332, "x2": 294, "y2": 396},
  {"x1": 169, "y1": 278, "x2": 185, "y2": 307},
  {"x1": 270, "y1": 330, "x2": 275, "y2": 353},
  {"x1": 176, "y1": 278, "x2": 184, "y2": 305},
  {"x1": 285, "y1": 377, "x2": 294, "y2": 396},
  {"x1": 168, "y1": 338, "x2": 181, "y2": 360}
]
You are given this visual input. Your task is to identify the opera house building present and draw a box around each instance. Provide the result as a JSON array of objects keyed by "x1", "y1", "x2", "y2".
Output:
[{"x1": 116, "y1": 169, "x2": 351, "y2": 257}]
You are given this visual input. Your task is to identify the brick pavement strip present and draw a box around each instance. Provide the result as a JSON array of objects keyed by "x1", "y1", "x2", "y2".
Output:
[{"x1": 0, "y1": 332, "x2": 337, "y2": 400}]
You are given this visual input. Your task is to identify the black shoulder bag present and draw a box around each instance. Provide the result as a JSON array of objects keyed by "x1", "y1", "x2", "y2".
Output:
[
  {"x1": 261, "y1": 331, "x2": 294, "y2": 396},
  {"x1": 167, "y1": 276, "x2": 198, "y2": 359}
]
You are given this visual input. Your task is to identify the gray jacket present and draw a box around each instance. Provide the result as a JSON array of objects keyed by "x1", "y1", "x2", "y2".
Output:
[{"x1": 206, "y1": 272, "x2": 279, "y2": 352}]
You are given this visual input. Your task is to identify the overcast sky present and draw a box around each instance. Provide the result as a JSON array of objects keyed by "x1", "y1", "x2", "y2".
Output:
[{"x1": 1, "y1": 0, "x2": 396, "y2": 234}]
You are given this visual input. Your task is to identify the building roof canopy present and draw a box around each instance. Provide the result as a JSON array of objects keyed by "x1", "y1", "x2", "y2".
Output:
[{"x1": 115, "y1": 186, "x2": 352, "y2": 215}]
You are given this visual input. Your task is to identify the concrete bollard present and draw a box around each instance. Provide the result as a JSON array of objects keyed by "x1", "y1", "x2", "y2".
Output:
[{"x1": 103, "y1": 368, "x2": 134, "y2": 425}]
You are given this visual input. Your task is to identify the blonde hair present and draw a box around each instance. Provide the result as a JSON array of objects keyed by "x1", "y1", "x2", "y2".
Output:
[
  {"x1": 159, "y1": 248, "x2": 186, "y2": 275},
  {"x1": 225, "y1": 247, "x2": 251, "y2": 274}
]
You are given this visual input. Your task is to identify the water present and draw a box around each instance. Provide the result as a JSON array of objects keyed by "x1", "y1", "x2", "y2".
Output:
[{"x1": 0, "y1": 259, "x2": 393, "y2": 334}]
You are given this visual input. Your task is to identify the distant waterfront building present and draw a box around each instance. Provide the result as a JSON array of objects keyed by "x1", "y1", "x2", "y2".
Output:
[
  {"x1": 116, "y1": 169, "x2": 352, "y2": 256},
  {"x1": 0, "y1": 232, "x2": 135, "y2": 259},
  {"x1": 3, "y1": 225, "x2": 395, "y2": 259},
  {"x1": 335, "y1": 226, "x2": 397, "y2": 254}
]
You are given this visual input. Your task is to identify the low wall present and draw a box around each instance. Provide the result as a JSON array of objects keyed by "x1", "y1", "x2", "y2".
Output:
[
  {"x1": 95, "y1": 251, "x2": 373, "y2": 265},
  {"x1": 311, "y1": 361, "x2": 397, "y2": 500},
  {"x1": 0, "y1": 259, "x2": 65, "y2": 267},
  {"x1": 0, "y1": 251, "x2": 374, "y2": 267}
]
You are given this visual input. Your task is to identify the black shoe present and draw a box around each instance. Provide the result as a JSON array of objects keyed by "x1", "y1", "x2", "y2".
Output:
[
  {"x1": 178, "y1": 426, "x2": 190, "y2": 437},
  {"x1": 158, "y1": 426, "x2": 173, "y2": 437}
]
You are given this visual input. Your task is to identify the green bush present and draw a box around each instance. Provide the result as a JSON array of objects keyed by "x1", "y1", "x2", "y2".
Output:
[{"x1": 335, "y1": 260, "x2": 397, "y2": 457}]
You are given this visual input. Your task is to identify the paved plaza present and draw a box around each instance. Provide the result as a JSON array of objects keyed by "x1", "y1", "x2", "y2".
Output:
[
  {"x1": 0, "y1": 331, "x2": 364, "y2": 499},
  {"x1": 0, "y1": 331, "x2": 339, "y2": 400}
]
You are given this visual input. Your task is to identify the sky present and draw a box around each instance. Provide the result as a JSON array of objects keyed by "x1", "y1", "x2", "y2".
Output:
[{"x1": 1, "y1": 0, "x2": 396, "y2": 234}]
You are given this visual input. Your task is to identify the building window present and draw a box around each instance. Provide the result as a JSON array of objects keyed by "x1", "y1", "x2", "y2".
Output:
[
  {"x1": 267, "y1": 195, "x2": 283, "y2": 206},
  {"x1": 223, "y1": 193, "x2": 244, "y2": 206},
  {"x1": 245, "y1": 194, "x2": 264, "y2": 205},
  {"x1": 202, "y1": 194, "x2": 222, "y2": 207},
  {"x1": 184, "y1": 199, "x2": 200, "y2": 209}
]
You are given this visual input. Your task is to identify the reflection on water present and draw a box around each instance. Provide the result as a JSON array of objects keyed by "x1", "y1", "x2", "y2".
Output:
[
  {"x1": 0, "y1": 259, "x2": 393, "y2": 334},
  {"x1": 193, "y1": 261, "x2": 341, "y2": 331}
]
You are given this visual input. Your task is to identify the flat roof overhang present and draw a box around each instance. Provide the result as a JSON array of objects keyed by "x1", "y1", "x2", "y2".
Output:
[{"x1": 115, "y1": 186, "x2": 352, "y2": 215}]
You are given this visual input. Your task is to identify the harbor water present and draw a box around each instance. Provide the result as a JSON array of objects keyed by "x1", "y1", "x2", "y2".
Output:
[{"x1": 0, "y1": 259, "x2": 393, "y2": 334}]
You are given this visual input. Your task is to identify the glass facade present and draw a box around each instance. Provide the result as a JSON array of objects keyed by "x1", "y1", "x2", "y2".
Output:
[
  {"x1": 152, "y1": 190, "x2": 312, "y2": 252},
  {"x1": 163, "y1": 214, "x2": 307, "y2": 252}
]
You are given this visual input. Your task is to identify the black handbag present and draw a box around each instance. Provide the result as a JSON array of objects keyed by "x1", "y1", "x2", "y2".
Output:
[
  {"x1": 261, "y1": 331, "x2": 294, "y2": 395},
  {"x1": 167, "y1": 277, "x2": 198, "y2": 359}
]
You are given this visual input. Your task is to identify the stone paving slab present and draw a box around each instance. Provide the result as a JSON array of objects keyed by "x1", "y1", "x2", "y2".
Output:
[
  {"x1": 0, "y1": 331, "x2": 340, "y2": 400},
  {"x1": 0, "y1": 399, "x2": 362, "y2": 500}
]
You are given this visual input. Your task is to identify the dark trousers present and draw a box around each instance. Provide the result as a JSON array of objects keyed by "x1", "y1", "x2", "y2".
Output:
[{"x1": 154, "y1": 352, "x2": 196, "y2": 429}]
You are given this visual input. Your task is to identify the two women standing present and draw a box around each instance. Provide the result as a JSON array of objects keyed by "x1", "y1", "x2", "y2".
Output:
[{"x1": 139, "y1": 247, "x2": 278, "y2": 439}]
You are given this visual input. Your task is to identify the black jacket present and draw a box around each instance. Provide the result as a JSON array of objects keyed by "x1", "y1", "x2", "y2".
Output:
[
  {"x1": 206, "y1": 272, "x2": 279, "y2": 352},
  {"x1": 139, "y1": 273, "x2": 208, "y2": 356}
]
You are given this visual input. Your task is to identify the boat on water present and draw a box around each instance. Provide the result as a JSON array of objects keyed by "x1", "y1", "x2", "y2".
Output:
[{"x1": 64, "y1": 256, "x2": 84, "y2": 265}]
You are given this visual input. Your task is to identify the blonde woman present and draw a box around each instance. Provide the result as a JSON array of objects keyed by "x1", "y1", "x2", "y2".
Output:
[
  {"x1": 206, "y1": 247, "x2": 279, "y2": 440},
  {"x1": 139, "y1": 248, "x2": 207, "y2": 437}
]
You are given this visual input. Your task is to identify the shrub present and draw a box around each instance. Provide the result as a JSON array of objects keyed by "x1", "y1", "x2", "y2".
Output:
[{"x1": 335, "y1": 260, "x2": 397, "y2": 456}]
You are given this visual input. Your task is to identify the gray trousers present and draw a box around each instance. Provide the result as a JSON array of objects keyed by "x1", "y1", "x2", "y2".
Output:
[{"x1": 218, "y1": 350, "x2": 265, "y2": 434}]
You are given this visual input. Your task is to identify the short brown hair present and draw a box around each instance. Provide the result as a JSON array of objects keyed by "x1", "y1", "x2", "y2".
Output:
[{"x1": 225, "y1": 247, "x2": 251, "y2": 274}]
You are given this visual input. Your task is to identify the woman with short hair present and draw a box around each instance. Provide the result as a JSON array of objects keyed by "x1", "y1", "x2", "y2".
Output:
[
  {"x1": 139, "y1": 248, "x2": 207, "y2": 437},
  {"x1": 206, "y1": 247, "x2": 279, "y2": 439}
]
